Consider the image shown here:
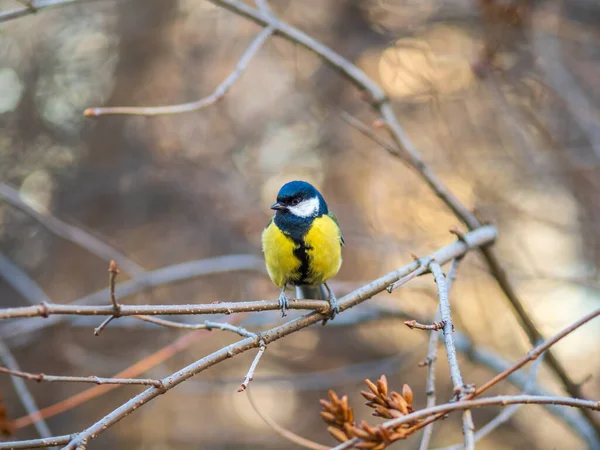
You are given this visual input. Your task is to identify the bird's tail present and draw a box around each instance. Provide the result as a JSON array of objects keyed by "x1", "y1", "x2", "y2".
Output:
[{"x1": 295, "y1": 284, "x2": 327, "y2": 300}]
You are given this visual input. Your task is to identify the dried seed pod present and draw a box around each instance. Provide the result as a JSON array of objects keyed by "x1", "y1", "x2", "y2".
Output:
[
  {"x1": 344, "y1": 405, "x2": 354, "y2": 424},
  {"x1": 329, "y1": 390, "x2": 341, "y2": 407},
  {"x1": 341, "y1": 395, "x2": 349, "y2": 411},
  {"x1": 361, "y1": 420, "x2": 377, "y2": 435},
  {"x1": 365, "y1": 378, "x2": 379, "y2": 396},
  {"x1": 320, "y1": 411, "x2": 336, "y2": 423},
  {"x1": 349, "y1": 425, "x2": 372, "y2": 440},
  {"x1": 389, "y1": 430, "x2": 407, "y2": 441},
  {"x1": 356, "y1": 442, "x2": 379, "y2": 449},
  {"x1": 402, "y1": 384, "x2": 413, "y2": 406},
  {"x1": 360, "y1": 390, "x2": 378, "y2": 402},
  {"x1": 377, "y1": 375, "x2": 388, "y2": 398},
  {"x1": 328, "y1": 426, "x2": 349, "y2": 443},
  {"x1": 373, "y1": 405, "x2": 393, "y2": 419},
  {"x1": 389, "y1": 409, "x2": 404, "y2": 419},
  {"x1": 390, "y1": 392, "x2": 409, "y2": 414}
]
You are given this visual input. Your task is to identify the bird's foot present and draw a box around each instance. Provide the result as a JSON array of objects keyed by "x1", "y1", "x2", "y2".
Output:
[
  {"x1": 324, "y1": 283, "x2": 339, "y2": 322},
  {"x1": 278, "y1": 290, "x2": 289, "y2": 317}
]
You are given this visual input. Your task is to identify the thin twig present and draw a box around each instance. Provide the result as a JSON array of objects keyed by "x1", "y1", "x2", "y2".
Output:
[
  {"x1": 338, "y1": 104, "x2": 598, "y2": 432},
  {"x1": 12, "y1": 329, "x2": 208, "y2": 430},
  {"x1": 0, "y1": 253, "x2": 52, "y2": 305},
  {"x1": 429, "y1": 261, "x2": 475, "y2": 449},
  {"x1": 330, "y1": 395, "x2": 600, "y2": 450},
  {"x1": 134, "y1": 316, "x2": 256, "y2": 337},
  {"x1": 419, "y1": 258, "x2": 460, "y2": 450},
  {"x1": 404, "y1": 308, "x2": 600, "y2": 439},
  {"x1": 0, "y1": 434, "x2": 74, "y2": 449},
  {"x1": 0, "y1": 0, "x2": 80, "y2": 23},
  {"x1": 0, "y1": 184, "x2": 144, "y2": 276},
  {"x1": 405, "y1": 320, "x2": 445, "y2": 331},
  {"x1": 246, "y1": 386, "x2": 328, "y2": 450},
  {"x1": 0, "y1": 367, "x2": 162, "y2": 387},
  {"x1": 58, "y1": 226, "x2": 496, "y2": 449},
  {"x1": 437, "y1": 345, "x2": 547, "y2": 450},
  {"x1": 0, "y1": 341, "x2": 53, "y2": 441},
  {"x1": 93, "y1": 261, "x2": 122, "y2": 336},
  {"x1": 83, "y1": 26, "x2": 274, "y2": 117},
  {"x1": 0, "y1": 254, "x2": 265, "y2": 340},
  {"x1": 0, "y1": 299, "x2": 334, "y2": 320},
  {"x1": 238, "y1": 341, "x2": 266, "y2": 392},
  {"x1": 472, "y1": 308, "x2": 600, "y2": 397}
]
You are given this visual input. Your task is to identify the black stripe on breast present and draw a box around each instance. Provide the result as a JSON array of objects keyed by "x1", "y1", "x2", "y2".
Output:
[{"x1": 292, "y1": 241, "x2": 312, "y2": 285}]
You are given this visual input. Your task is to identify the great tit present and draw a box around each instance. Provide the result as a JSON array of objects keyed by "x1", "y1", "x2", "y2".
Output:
[{"x1": 262, "y1": 180, "x2": 344, "y2": 318}]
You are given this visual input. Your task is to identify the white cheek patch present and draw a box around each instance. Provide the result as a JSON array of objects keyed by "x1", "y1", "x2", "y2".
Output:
[{"x1": 288, "y1": 197, "x2": 320, "y2": 218}]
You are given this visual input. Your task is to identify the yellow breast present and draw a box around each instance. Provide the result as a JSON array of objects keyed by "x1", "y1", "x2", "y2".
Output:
[
  {"x1": 262, "y1": 214, "x2": 343, "y2": 288},
  {"x1": 304, "y1": 214, "x2": 343, "y2": 285},
  {"x1": 261, "y1": 221, "x2": 301, "y2": 288}
]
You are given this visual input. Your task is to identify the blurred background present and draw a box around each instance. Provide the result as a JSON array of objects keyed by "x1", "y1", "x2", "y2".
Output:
[{"x1": 0, "y1": 0, "x2": 599, "y2": 448}]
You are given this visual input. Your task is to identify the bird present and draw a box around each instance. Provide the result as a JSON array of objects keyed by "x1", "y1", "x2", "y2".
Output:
[{"x1": 261, "y1": 180, "x2": 344, "y2": 318}]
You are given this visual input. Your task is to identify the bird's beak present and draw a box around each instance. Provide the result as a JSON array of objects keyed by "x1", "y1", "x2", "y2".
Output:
[{"x1": 270, "y1": 202, "x2": 286, "y2": 211}]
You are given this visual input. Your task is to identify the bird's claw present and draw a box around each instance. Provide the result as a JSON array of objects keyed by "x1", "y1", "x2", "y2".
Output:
[
  {"x1": 324, "y1": 283, "x2": 339, "y2": 321},
  {"x1": 278, "y1": 291, "x2": 289, "y2": 317}
]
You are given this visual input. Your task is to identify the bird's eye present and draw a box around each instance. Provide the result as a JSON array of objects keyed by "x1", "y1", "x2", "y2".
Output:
[{"x1": 291, "y1": 198, "x2": 300, "y2": 206}]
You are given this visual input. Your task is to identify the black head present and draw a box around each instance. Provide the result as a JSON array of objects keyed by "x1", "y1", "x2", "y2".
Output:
[{"x1": 270, "y1": 180, "x2": 328, "y2": 219}]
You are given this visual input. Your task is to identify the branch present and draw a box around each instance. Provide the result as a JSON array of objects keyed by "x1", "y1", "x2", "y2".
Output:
[
  {"x1": 83, "y1": 26, "x2": 274, "y2": 117},
  {"x1": 194, "y1": 1, "x2": 591, "y2": 432},
  {"x1": 408, "y1": 307, "x2": 600, "y2": 438},
  {"x1": 238, "y1": 341, "x2": 266, "y2": 392},
  {"x1": 0, "y1": 434, "x2": 74, "y2": 449},
  {"x1": 0, "y1": 253, "x2": 52, "y2": 305},
  {"x1": 438, "y1": 347, "x2": 547, "y2": 450},
  {"x1": 419, "y1": 258, "x2": 460, "y2": 450},
  {"x1": 0, "y1": 184, "x2": 144, "y2": 276},
  {"x1": 57, "y1": 226, "x2": 495, "y2": 449},
  {"x1": 0, "y1": 367, "x2": 162, "y2": 387},
  {"x1": 429, "y1": 262, "x2": 475, "y2": 449},
  {"x1": 0, "y1": 341, "x2": 53, "y2": 441},
  {"x1": 0, "y1": 0, "x2": 80, "y2": 23},
  {"x1": 330, "y1": 395, "x2": 600, "y2": 450},
  {"x1": 93, "y1": 261, "x2": 122, "y2": 336},
  {"x1": 0, "y1": 299, "x2": 332, "y2": 320},
  {"x1": 0, "y1": 254, "x2": 265, "y2": 340},
  {"x1": 339, "y1": 109, "x2": 600, "y2": 433},
  {"x1": 246, "y1": 386, "x2": 328, "y2": 450},
  {"x1": 472, "y1": 308, "x2": 600, "y2": 397}
]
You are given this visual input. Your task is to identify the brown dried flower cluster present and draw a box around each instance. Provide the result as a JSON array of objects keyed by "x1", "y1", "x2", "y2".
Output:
[{"x1": 320, "y1": 375, "x2": 419, "y2": 449}]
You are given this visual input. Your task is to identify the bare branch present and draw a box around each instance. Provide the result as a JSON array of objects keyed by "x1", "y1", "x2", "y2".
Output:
[
  {"x1": 83, "y1": 26, "x2": 274, "y2": 117},
  {"x1": 134, "y1": 316, "x2": 256, "y2": 337},
  {"x1": 246, "y1": 386, "x2": 328, "y2": 450},
  {"x1": 406, "y1": 307, "x2": 600, "y2": 439},
  {"x1": 438, "y1": 347, "x2": 547, "y2": 450},
  {"x1": 0, "y1": 0, "x2": 80, "y2": 23},
  {"x1": 0, "y1": 254, "x2": 265, "y2": 339},
  {"x1": 238, "y1": 342, "x2": 266, "y2": 392},
  {"x1": 0, "y1": 253, "x2": 52, "y2": 305},
  {"x1": 473, "y1": 308, "x2": 600, "y2": 397},
  {"x1": 429, "y1": 261, "x2": 475, "y2": 449},
  {"x1": 93, "y1": 260, "x2": 122, "y2": 336},
  {"x1": 58, "y1": 226, "x2": 495, "y2": 449},
  {"x1": 419, "y1": 258, "x2": 460, "y2": 450},
  {"x1": 330, "y1": 395, "x2": 600, "y2": 450},
  {"x1": 0, "y1": 434, "x2": 74, "y2": 449},
  {"x1": 405, "y1": 320, "x2": 445, "y2": 331},
  {"x1": 0, "y1": 341, "x2": 53, "y2": 441},
  {"x1": 0, "y1": 184, "x2": 144, "y2": 276},
  {"x1": 0, "y1": 367, "x2": 162, "y2": 387}
]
